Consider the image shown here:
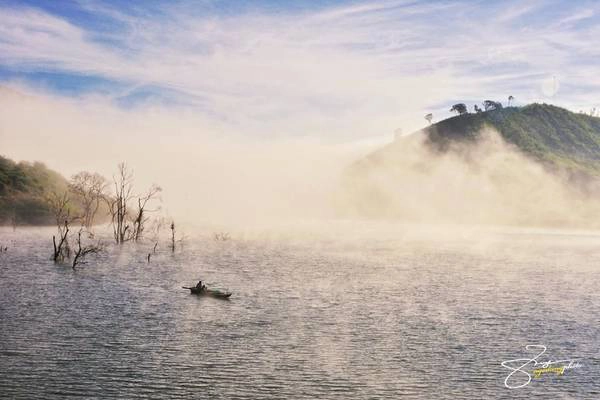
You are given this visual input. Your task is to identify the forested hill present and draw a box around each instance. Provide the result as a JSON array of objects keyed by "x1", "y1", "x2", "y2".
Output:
[
  {"x1": 418, "y1": 103, "x2": 600, "y2": 175},
  {"x1": 0, "y1": 155, "x2": 69, "y2": 225}
]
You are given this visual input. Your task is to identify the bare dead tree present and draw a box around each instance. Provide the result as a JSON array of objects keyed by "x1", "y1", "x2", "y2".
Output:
[
  {"x1": 147, "y1": 241, "x2": 158, "y2": 263},
  {"x1": 106, "y1": 163, "x2": 163, "y2": 244},
  {"x1": 106, "y1": 163, "x2": 134, "y2": 244},
  {"x1": 52, "y1": 220, "x2": 70, "y2": 262},
  {"x1": 170, "y1": 221, "x2": 176, "y2": 252},
  {"x1": 69, "y1": 171, "x2": 108, "y2": 229},
  {"x1": 47, "y1": 191, "x2": 73, "y2": 262},
  {"x1": 131, "y1": 184, "x2": 162, "y2": 242},
  {"x1": 72, "y1": 229, "x2": 102, "y2": 269}
]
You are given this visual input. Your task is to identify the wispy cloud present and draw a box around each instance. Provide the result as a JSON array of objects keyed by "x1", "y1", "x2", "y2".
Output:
[{"x1": 1, "y1": 0, "x2": 600, "y2": 139}]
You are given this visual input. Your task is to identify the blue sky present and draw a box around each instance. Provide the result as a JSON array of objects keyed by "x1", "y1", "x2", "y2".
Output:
[{"x1": 1, "y1": 0, "x2": 600, "y2": 137}]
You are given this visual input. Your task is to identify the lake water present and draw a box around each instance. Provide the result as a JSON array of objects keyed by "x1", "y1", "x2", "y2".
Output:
[{"x1": 1, "y1": 224, "x2": 599, "y2": 398}]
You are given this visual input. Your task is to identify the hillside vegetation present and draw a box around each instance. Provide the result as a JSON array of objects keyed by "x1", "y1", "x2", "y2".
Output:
[
  {"x1": 422, "y1": 104, "x2": 600, "y2": 175},
  {"x1": 0, "y1": 156, "x2": 69, "y2": 225}
]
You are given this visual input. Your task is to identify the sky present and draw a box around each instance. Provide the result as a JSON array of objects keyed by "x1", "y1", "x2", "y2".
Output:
[
  {"x1": 1, "y1": 0, "x2": 600, "y2": 225},
  {"x1": 1, "y1": 0, "x2": 600, "y2": 137}
]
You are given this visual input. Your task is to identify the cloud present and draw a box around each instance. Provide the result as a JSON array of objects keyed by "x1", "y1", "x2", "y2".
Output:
[{"x1": 1, "y1": 1, "x2": 600, "y2": 139}]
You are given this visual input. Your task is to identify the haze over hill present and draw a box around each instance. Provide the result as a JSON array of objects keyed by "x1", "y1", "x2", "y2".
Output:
[{"x1": 341, "y1": 104, "x2": 600, "y2": 227}]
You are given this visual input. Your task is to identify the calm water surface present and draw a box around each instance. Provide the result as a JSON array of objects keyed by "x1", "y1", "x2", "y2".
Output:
[{"x1": 1, "y1": 224, "x2": 599, "y2": 398}]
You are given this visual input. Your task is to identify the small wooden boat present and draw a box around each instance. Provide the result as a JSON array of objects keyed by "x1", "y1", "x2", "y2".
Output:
[{"x1": 182, "y1": 286, "x2": 232, "y2": 299}]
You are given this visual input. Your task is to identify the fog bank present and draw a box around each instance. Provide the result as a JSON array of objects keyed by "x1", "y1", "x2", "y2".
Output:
[
  {"x1": 340, "y1": 128, "x2": 600, "y2": 228},
  {"x1": 0, "y1": 86, "x2": 376, "y2": 229},
  {"x1": 3, "y1": 86, "x2": 600, "y2": 232}
]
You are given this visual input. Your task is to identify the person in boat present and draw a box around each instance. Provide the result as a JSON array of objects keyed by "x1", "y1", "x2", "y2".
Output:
[{"x1": 195, "y1": 280, "x2": 206, "y2": 291}]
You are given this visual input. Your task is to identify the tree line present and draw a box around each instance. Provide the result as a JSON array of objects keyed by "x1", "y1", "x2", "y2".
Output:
[{"x1": 424, "y1": 96, "x2": 516, "y2": 124}]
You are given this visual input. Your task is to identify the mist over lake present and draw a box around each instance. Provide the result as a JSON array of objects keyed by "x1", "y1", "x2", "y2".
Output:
[
  {"x1": 1, "y1": 224, "x2": 598, "y2": 398},
  {"x1": 3, "y1": 0, "x2": 600, "y2": 397}
]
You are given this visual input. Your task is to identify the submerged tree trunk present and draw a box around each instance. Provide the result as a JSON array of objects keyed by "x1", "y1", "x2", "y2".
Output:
[
  {"x1": 47, "y1": 191, "x2": 72, "y2": 263},
  {"x1": 132, "y1": 185, "x2": 162, "y2": 242},
  {"x1": 52, "y1": 220, "x2": 70, "y2": 262},
  {"x1": 107, "y1": 163, "x2": 133, "y2": 245},
  {"x1": 170, "y1": 222, "x2": 175, "y2": 252}
]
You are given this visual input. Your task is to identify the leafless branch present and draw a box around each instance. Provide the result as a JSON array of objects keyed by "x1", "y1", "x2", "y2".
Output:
[{"x1": 72, "y1": 229, "x2": 103, "y2": 269}]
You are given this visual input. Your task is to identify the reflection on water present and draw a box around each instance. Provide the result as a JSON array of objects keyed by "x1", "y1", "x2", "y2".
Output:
[{"x1": 0, "y1": 225, "x2": 599, "y2": 398}]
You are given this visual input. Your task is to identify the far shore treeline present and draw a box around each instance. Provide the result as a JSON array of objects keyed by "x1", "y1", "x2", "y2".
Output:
[
  {"x1": 0, "y1": 155, "x2": 71, "y2": 226},
  {"x1": 1, "y1": 158, "x2": 174, "y2": 268}
]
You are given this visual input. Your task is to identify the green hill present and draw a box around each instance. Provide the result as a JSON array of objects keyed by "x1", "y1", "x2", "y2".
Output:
[
  {"x1": 0, "y1": 155, "x2": 69, "y2": 225},
  {"x1": 419, "y1": 103, "x2": 600, "y2": 175},
  {"x1": 357, "y1": 103, "x2": 600, "y2": 176}
]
